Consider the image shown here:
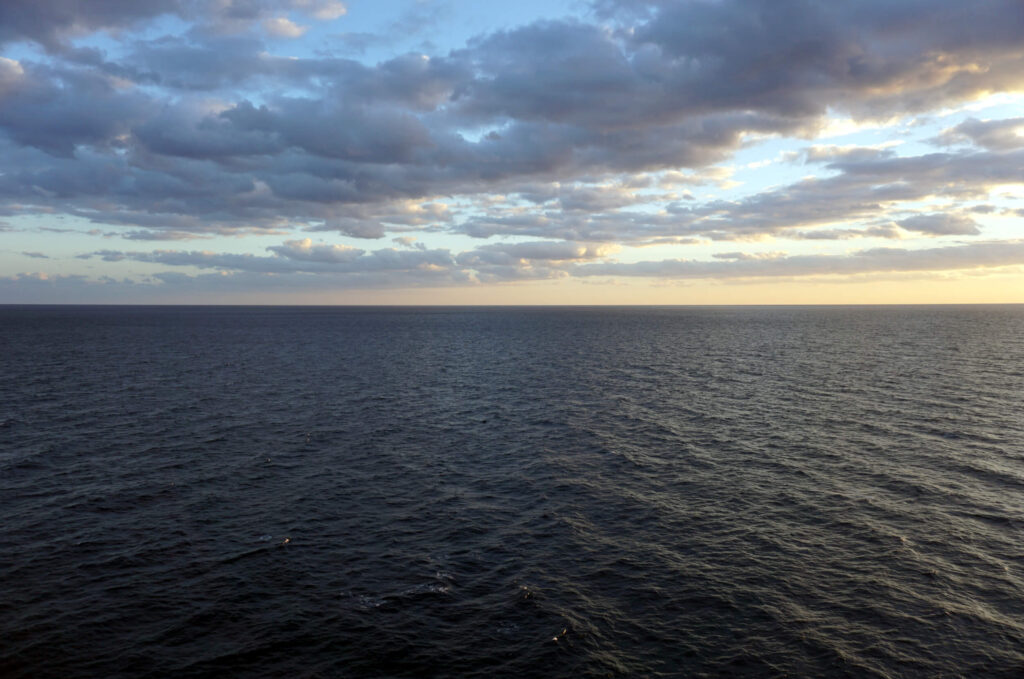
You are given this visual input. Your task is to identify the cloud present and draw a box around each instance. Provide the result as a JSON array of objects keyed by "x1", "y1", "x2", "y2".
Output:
[
  {"x1": 0, "y1": 56, "x2": 24, "y2": 96},
  {"x1": 2, "y1": 0, "x2": 1020, "y2": 194},
  {"x1": 792, "y1": 224, "x2": 903, "y2": 240},
  {"x1": 653, "y1": 148, "x2": 1024, "y2": 240},
  {"x1": 574, "y1": 240, "x2": 1024, "y2": 280},
  {"x1": 456, "y1": 240, "x2": 619, "y2": 266},
  {"x1": 712, "y1": 251, "x2": 787, "y2": 261},
  {"x1": 289, "y1": 0, "x2": 346, "y2": 21},
  {"x1": 441, "y1": 144, "x2": 1021, "y2": 243},
  {"x1": 52, "y1": 237, "x2": 1024, "y2": 296},
  {"x1": 933, "y1": 117, "x2": 1024, "y2": 151},
  {"x1": 0, "y1": 63, "x2": 153, "y2": 156},
  {"x1": 0, "y1": 1, "x2": 181, "y2": 49},
  {"x1": 0, "y1": 0, "x2": 348, "y2": 51},
  {"x1": 801, "y1": 144, "x2": 898, "y2": 164},
  {"x1": 263, "y1": 17, "x2": 308, "y2": 38},
  {"x1": 71, "y1": 237, "x2": 621, "y2": 287},
  {"x1": 267, "y1": 238, "x2": 362, "y2": 262},
  {"x1": 1, "y1": 0, "x2": 1023, "y2": 296},
  {"x1": 557, "y1": 185, "x2": 643, "y2": 212},
  {"x1": 78, "y1": 240, "x2": 456, "y2": 276},
  {"x1": 897, "y1": 213, "x2": 980, "y2": 236},
  {"x1": 626, "y1": 0, "x2": 1024, "y2": 119}
]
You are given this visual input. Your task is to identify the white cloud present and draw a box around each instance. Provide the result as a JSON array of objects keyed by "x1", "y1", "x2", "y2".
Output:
[
  {"x1": 0, "y1": 56, "x2": 24, "y2": 96},
  {"x1": 290, "y1": 0, "x2": 346, "y2": 20},
  {"x1": 263, "y1": 16, "x2": 309, "y2": 38}
]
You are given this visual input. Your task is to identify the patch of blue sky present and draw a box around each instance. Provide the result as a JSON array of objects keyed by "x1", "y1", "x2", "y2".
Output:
[
  {"x1": 454, "y1": 124, "x2": 508, "y2": 144},
  {"x1": 0, "y1": 41, "x2": 47, "y2": 64},
  {"x1": 1, "y1": 219, "x2": 119, "y2": 276},
  {"x1": 402, "y1": 231, "x2": 490, "y2": 251},
  {"x1": 722, "y1": 138, "x2": 814, "y2": 197},
  {"x1": 942, "y1": 91, "x2": 1024, "y2": 120}
]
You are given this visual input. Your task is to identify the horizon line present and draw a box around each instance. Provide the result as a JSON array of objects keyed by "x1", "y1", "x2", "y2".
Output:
[{"x1": 3, "y1": 302, "x2": 1023, "y2": 308}]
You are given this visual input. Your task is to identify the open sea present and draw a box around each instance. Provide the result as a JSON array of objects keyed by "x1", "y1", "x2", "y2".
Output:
[{"x1": 2, "y1": 305, "x2": 1023, "y2": 678}]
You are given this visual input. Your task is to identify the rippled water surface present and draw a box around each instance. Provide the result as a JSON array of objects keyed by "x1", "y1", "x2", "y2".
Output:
[{"x1": 3, "y1": 305, "x2": 1024, "y2": 678}]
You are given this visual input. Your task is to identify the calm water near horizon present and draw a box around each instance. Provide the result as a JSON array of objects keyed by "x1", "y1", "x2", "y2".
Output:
[{"x1": 2, "y1": 305, "x2": 1023, "y2": 677}]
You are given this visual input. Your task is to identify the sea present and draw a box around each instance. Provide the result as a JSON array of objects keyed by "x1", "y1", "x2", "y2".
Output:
[{"x1": 2, "y1": 305, "x2": 1023, "y2": 678}]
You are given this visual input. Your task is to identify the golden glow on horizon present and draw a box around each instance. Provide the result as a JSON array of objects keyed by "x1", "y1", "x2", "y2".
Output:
[{"x1": 180, "y1": 270, "x2": 1024, "y2": 305}]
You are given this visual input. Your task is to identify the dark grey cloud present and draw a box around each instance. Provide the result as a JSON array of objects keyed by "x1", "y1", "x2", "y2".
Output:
[
  {"x1": 0, "y1": 0, "x2": 180, "y2": 49},
  {"x1": 126, "y1": 34, "x2": 274, "y2": 91},
  {"x1": 218, "y1": 98, "x2": 433, "y2": 164},
  {"x1": 0, "y1": 62, "x2": 153, "y2": 156},
  {"x1": 626, "y1": 0, "x2": 1024, "y2": 118},
  {"x1": 113, "y1": 32, "x2": 469, "y2": 101},
  {"x1": 0, "y1": 0, "x2": 347, "y2": 48}
]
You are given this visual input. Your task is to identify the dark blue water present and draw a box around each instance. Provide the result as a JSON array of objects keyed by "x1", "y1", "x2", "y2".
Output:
[{"x1": 2, "y1": 306, "x2": 1023, "y2": 678}]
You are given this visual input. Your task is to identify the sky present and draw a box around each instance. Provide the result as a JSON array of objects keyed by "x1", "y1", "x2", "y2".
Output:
[{"x1": 0, "y1": 0, "x2": 1023, "y2": 304}]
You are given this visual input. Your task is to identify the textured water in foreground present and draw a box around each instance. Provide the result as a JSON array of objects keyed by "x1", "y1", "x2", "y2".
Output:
[{"x1": 2, "y1": 306, "x2": 1024, "y2": 678}]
